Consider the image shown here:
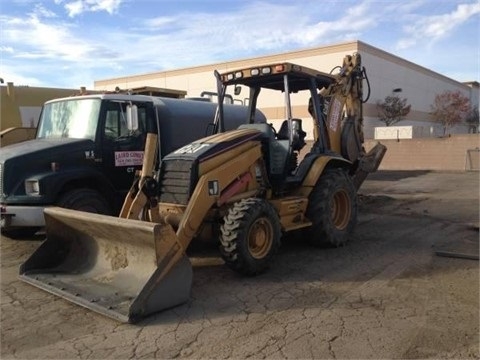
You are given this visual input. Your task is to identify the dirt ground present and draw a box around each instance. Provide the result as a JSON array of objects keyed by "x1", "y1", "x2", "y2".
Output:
[{"x1": 1, "y1": 171, "x2": 479, "y2": 359}]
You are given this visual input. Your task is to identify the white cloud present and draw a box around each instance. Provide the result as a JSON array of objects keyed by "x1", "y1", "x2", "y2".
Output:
[
  {"x1": 64, "y1": 0, "x2": 124, "y2": 17},
  {"x1": 397, "y1": 2, "x2": 480, "y2": 50},
  {"x1": 144, "y1": 16, "x2": 176, "y2": 29},
  {"x1": 0, "y1": 46, "x2": 14, "y2": 53},
  {"x1": 0, "y1": 0, "x2": 382, "y2": 87},
  {"x1": 300, "y1": 2, "x2": 376, "y2": 45},
  {"x1": 135, "y1": 1, "x2": 377, "y2": 57},
  {"x1": 2, "y1": 0, "x2": 478, "y2": 88},
  {"x1": 4, "y1": 18, "x2": 86, "y2": 61},
  {"x1": 0, "y1": 64, "x2": 43, "y2": 86},
  {"x1": 33, "y1": 4, "x2": 57, "y2": 18},
  {"x1": 1, "y1": 6, "x2": 119, "y2": 63},
  {"x1": 89, "y1": 0, "x2": 123, "y2": 14},
  {"x1": 65, "y1": 1, "x2": 84, "y2": 17}
]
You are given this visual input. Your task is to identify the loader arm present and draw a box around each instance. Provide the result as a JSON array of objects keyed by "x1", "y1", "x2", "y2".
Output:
[
  {"x1": 119, "y1": 132, "x2": 158, "y2": 219},
  {"x1": 138, "y1": 140, "x2": 265, "y2": 320},
  {"x1": 158, "y1": 140, "x2": 263, "y2": 255}
]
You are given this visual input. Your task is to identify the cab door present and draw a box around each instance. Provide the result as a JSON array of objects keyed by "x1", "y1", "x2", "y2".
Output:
[{"x1": 100, "y1": 100, "x2": 155, "y2": 193}]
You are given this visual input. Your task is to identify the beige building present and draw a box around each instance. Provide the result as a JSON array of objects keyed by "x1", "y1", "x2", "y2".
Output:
[
  {"x1": 0, "y1": 82, "x2": 188, "y2": 147},
  {"x1": 0, "y1": 83, "x2": 82, "y2": 130},
  {"x1": 95, "y1": 40, "x2": 479, "y2": 139}
]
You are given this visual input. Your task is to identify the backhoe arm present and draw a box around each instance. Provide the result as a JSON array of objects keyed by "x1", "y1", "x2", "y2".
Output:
[
  {"x1": 319, "y1": 53, "x2": 386, "y2": 189},
  {"x1": 319, "y1": 53, "x2": 364, "y2": 154}
]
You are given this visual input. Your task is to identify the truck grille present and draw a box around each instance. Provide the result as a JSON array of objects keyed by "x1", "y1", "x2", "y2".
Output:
[
  {"x1": 158, "y1": 159, "x2": 196, "y2": 205},
  {"x1": 0, "y1": 163, "x2": 3, "y2": 196}
]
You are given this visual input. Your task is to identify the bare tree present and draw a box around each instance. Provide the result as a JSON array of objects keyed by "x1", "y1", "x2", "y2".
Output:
[
  {"x1": 465, "y1": 105, "x2": 479, "y2": 133},
  {"x1": 430, "y1": 90, "x2": 471, "y2": 136},
  {"x1": 376, "y1": 95, "x2": 411, "y2": 126}
]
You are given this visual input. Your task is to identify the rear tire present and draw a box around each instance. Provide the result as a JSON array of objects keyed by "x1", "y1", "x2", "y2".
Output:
[
  {"x1": 306, "y1": 168, "x2": 357, "y2": 247},
  {"x1": 57, "y1": 188, "x2": 112, "y2": 215},
  {"x1": 220, "y1": 198, "x2": 281, "y2": 276}
]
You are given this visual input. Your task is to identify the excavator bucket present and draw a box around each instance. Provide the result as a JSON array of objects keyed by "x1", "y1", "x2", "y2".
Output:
[
  {"x1": 19, "y1": 207, "x2": 192, "y2": 324},
  {"x1": 352, "y1": 142, "x2": 388, "y2": 190}
]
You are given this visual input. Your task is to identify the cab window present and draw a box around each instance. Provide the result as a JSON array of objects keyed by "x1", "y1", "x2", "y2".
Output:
[{"x1": 103, "y1": 101, "x2": 147, "y2": 140}]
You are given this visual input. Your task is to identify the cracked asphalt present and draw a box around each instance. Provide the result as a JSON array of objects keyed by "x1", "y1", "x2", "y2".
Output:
[{"x1": 1, "y1": 171, "x2": 479, "y2": 359}]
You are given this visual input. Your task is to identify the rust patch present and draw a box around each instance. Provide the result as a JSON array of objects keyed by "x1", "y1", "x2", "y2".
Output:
[{"x1": 104, "y1": 245, "x2": 129, "y2": 270}]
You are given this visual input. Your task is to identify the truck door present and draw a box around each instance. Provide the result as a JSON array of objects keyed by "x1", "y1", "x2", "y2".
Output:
[{"x1": 100, "y1": 100, "x2": 154, "y2": 193}]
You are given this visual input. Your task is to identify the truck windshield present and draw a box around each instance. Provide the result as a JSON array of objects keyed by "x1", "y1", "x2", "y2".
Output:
[{"x1": 37, "y1": 99, "x2": 101, "y2": 140}]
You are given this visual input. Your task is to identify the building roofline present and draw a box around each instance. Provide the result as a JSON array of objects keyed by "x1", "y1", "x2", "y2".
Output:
[
  {"x1": 95, "y1": 40, "x2": 360, "y2": 87},
  {"x1": 95, "y1": 40, "x2": 472, "y2": 90},
  {"x1": 463, "y1": 81, "x2": 480, "y2": 88},
  {"x1": 356, "y1": 41, "x2": 472, "y2": 89}
]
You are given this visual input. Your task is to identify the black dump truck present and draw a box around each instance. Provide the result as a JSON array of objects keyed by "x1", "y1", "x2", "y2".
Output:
[{"x1": 0, "y1": 94, "x2": 266, "y2": 238}]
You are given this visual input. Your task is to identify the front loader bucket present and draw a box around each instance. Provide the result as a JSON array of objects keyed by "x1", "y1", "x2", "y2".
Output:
[{"x1": 19, "y1": 207, "x2": 192, "y2": 324}]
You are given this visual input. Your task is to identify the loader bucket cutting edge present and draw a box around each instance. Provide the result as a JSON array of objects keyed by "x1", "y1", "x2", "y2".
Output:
[{"x1": 19, "y1": 207, "x2": 193, "y2": 323}]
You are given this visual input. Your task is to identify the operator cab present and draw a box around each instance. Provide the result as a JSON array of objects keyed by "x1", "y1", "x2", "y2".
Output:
[{"x1": 216, "y1": 63, "x2": 336, "y2": 193}]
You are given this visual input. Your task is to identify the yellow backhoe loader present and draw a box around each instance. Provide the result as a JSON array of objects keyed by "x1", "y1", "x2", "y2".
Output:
[{"x1": 20, "y1": 53, "x2": 386, "y2": 323}]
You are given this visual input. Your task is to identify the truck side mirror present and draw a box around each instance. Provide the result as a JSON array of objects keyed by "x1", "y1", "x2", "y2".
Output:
[
  {"x1": 234, "y1": 86, "x2": 242, "y2": 96},
  {"x1": 126, "y1": 104, "x2": 138, "y2": 131}
]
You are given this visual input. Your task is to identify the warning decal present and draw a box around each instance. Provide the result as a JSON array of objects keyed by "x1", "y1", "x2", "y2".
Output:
[
  {"x1": 115, "y1": 151, "x2": 144, "y2": 167},
  {"x1": 208, "y1": 180, "x2": 219, "y2": 196},
  {"x1": 329, "y1": 97, "x2": 342, "y2": 132}
]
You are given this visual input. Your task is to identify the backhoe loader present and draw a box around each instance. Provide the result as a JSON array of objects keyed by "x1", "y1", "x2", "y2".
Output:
[{"x1": 20, "y1": 53, "x2": 386, "y2": 323}]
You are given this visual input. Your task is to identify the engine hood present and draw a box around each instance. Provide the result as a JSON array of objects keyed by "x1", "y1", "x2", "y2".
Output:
[
  {"x1": 0, "y1": 138, "x2": 96, "y2": 199},
  {"x1": 0, "y1": 138, "x2": 94, "y2": 162},
  {"x1": 165, "y1": 128, "x2": 262, "y2": 163}
]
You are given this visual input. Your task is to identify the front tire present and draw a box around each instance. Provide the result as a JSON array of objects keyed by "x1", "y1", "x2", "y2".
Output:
[
  {"x1": 57, "y1": 188, "x2": 112, "y2": 215},
  {"x1": 1, "y1": 227, "x2": 42, "y2": 240},
  {"x1": 306, "y1": 168, "x2": 357, "y2": 247},
  {"x1": 220, "y1": 198, "x2": 281, "y2": 276}
]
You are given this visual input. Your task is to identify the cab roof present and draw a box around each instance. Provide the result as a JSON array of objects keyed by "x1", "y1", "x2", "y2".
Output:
[
  {"x1": 44, "y1": 93, "x2": 158, "y2": 104},
  {"x1": 220, "y1": 62, "x2": 336, "y2": 92}
]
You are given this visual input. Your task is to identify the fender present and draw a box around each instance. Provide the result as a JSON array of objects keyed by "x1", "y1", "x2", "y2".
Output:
[
  {"x1": 20, "y1": 167, "x2": 117, "y2": 205},
  {"x1": 293, "y1": 155, "x2": 351, "y2": 197}
]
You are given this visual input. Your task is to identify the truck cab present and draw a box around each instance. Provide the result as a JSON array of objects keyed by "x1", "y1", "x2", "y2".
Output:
[
  {"x1": 0, "y1": 94, "x2": 265, "y2": 238},
  {"x1": 0, "y1": 94, "x2": 156, "y2": 237}
]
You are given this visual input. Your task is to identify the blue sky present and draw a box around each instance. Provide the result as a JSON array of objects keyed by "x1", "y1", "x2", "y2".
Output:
[{"x1": 1, "y1": 0, "x2": 479, "y2": 89}]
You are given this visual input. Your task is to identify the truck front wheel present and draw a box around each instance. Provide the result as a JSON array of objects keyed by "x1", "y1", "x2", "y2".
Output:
[
  {"x1": 1, "y1": 227, "x2": 42, "y2": 239},
  {"x1": 57, "y1": 189, "x2": 112, "y2": 215}
]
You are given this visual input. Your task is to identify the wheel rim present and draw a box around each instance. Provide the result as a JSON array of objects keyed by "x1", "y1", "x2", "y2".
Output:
[
  {"x1": 248, "y1": 217, "x2": 273, "y2": 259},
  {"x1": 331, "y1": 189, "x2": 351, "y2": 230}
]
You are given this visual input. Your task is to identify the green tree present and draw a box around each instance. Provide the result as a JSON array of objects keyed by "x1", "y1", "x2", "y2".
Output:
[
  {"x1": 376, "y1": 95, "x2": 411, "y2": 126},
  {"x1": 465, "y1": 105, "x2": 479, "y2": 133},
  {"x1": 430, "y1": 90, "x2": 471, "y2": 136}
]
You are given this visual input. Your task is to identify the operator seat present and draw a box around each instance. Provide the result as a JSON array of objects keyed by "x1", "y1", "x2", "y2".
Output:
[
  {"x1": 238, "y1": 123, "x2": 288, "y2": 177},
  {"x1": 277, "y1": 119, "x2": 307, "y2": 151},
  {"x1": 277, "y1": 120, "x2": 289, "y2": 140}
]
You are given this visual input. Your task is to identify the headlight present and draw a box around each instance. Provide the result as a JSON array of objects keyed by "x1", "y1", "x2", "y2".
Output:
[{"x1": 25, "y1": 180, "x2": 40, "y2": 196}]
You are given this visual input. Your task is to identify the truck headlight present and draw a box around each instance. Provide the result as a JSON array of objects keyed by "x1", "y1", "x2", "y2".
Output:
[{"x1": 25, "y1": 180, "x2": 40, "y2": 196}]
